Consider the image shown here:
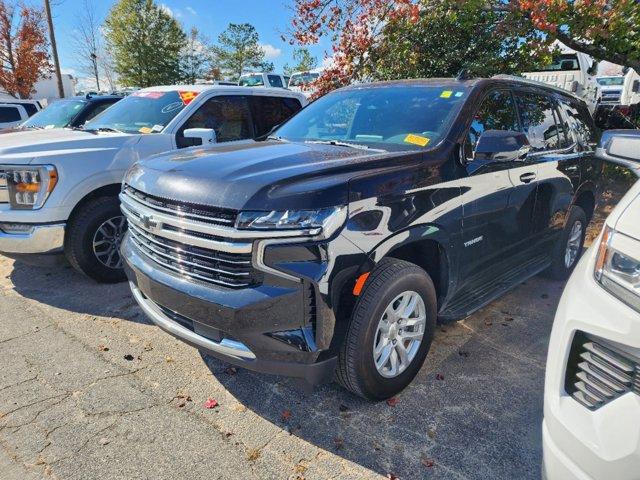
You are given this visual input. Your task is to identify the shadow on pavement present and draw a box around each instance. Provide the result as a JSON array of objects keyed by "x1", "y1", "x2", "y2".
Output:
[
  {"x1": 6, "y1": 259, "x2": 146, "y2": 324},
  {"x1": 200, "y1": 276, "x2": 564, "y2": 480}
]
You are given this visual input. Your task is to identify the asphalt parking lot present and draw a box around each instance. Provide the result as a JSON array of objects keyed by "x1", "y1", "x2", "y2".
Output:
[{"x1": 0, "y1": 178, "x2": 630, "y2": 480}]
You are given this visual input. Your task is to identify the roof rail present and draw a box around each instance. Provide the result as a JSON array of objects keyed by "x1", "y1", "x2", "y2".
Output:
[{"x1": 491, "y1": 74, "x2": 582, "y2": 100}]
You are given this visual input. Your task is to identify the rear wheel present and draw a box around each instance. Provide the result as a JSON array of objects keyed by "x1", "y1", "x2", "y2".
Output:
[
  {"x1": 546, "y1": 206, "x2": 587, "y2": 280},
  {"x1": 336, "y1": 258, "x2": 437, "y2": 400},
  {"x1": 65, "y1": 196, "x2": 127, "y2": 283}
]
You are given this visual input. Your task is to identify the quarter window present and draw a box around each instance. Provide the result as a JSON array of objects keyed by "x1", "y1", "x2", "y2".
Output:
[
  {"x1": 0, "y1": 106, "x2": 21, "y2": 123},
  {"x1": 514, "y1": 92, "x2": 561, "y2": 152},
  {"x1": 178, "y1": 95, "x2": 253, "y2": 148},
  {"x1": 558, "y1": 98, "x2": 598, "y2": 150},
  {"x1": 268, "y1": 75, "x2": 284, "y2": 88}
]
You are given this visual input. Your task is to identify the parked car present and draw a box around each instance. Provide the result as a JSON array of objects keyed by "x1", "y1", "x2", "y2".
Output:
[
  {"x1": 543, "y1": 130, "x2": 640, "y2": 480},
  {"x1": 239, "y1": 72, "x2": 289, "y2": 89},
  {"x1": 121, "y1": 76, "x2": 602, "y2": 399},
  {"x1": 0, "y1": 98, "x2": 42, "y2": 117},
  {"x1": 3, "y1": 95, "x2": 122, "y2": 132},
  {"x1": 288, "y1": 69, "x2": 323, "y2": 98},
  {"x1": 0, "y1": 85, "x2": 307, "y2": 283},
  {"x1": 0, "y1": 104, "x2": 30, "y2": 129},
  {"x1": 523, "y1": 41, "x2": 600, "y2": 114}
]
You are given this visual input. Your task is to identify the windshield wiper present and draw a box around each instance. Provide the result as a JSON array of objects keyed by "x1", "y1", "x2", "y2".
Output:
[
  {"x1": 305, "y1": 140, "x2": 386, "y2": 152},
  {"x1": 267, "y1": 135, "x2": 289, "y2": 142},
  {"x1": 83, "y1": 126, "x2": 124, "y2": 134}
]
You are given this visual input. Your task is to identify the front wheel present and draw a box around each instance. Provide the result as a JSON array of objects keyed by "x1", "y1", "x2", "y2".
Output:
[
  {"x1": 546, "y1": 206, "x2": 587, "y2": 280},
  {"x1": 336, "y1": 258, "x2": 437, "y2": 400},
  {"x1": 65, "y1": 196, "x2": 127, "y2": 283}
]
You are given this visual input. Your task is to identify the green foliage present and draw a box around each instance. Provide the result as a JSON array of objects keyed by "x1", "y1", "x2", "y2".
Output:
[
  {"x1": 211, "y1": 23, "x2": 269, "y2": 81},
  {"x1": 104, "y1": 0, "x2": 186, "y2": 87},
  {"x1": 284, "y1": 48, "x2": 318, "y2": 76},
  {"x1": 180, "y1": 27, "x2": 210, "y2": 84},
  {"x1": 369, "y1": 0, "x2": 551, "y2": 80}
]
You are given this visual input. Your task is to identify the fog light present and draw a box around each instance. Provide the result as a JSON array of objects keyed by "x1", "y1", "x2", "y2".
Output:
[{"x1": 0, "y1": 223, "x2": 35, "y2": 234}]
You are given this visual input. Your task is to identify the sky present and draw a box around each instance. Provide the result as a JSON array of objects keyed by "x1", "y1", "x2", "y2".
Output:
[{"x1": 46, "y1": 0, "x2": 331, "y2": 89}]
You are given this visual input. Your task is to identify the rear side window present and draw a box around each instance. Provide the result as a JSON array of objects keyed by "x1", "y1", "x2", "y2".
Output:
[
  {"x1": 558, "y1": 98, "x2": 598, "y2": 150},
  {"x1": 0, "y1": 106, "x2": 21, "y2": 122},
  {"x1": 514, "y1": 92, "x2": 562, "y2": 152},
  {"x1": 268, "y1": 75, "x2": 284, "y2": 88},
  {"x1": 20, "y1": 103, "x2": 38, "y2": 116},
  {"x1": 84, "y1": 101, "x2": 118, "y2": 122},
  {"x1": 251, "y1": 96, "x2": 302, "y2": 137},
  {"x1": 178, "y1": 95, "x2": 253, "y2": 148},
  {"x1": 466, "y1": 90, "x2": 520, "y2": 160}
]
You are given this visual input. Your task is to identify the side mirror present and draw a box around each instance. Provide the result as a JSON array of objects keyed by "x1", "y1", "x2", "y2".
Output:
[
  {"x1": 596, "y1": 130, "x2": 640, "y2": 177},
  {"x1": 183, "y1": 128, "x2": 216, "y2": 145},
  {"x1": 633, "y1": 80, "x2": 640, "y2": 94},
  {"x1": 474, "y1": 130, "x2": 531, "y2": 163}
]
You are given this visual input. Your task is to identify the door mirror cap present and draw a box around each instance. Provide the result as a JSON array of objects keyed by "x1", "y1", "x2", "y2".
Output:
[
  {"x1": 474, "y1": 130, "x2": 531, "y2": 163},
  {"x1": 597, "y1": 130, "x2": 640, "y2": 165},
  {"x1": 183, "y1": 128, "x2": 217, "y2": 145}
]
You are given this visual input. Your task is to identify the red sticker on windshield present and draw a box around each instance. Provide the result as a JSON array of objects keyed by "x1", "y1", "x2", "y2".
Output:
[
  {"x1": 179, "y1": 91, "x2": 199, "y2": 105},
  {"x1": 132, "y1": 91, "x2": 166, "y2": 99}
]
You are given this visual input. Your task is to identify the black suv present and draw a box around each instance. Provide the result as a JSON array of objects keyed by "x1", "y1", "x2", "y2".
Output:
[{"x1": 121, "y1": 77, "x2": 602, "y2": 400}]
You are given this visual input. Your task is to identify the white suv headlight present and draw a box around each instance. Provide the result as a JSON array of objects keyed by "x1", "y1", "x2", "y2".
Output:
[
  {"x1": 595, "y1": 226, "x2": 640, "y2": 312},
  {"x1": 3, "y1": 165, "x2": 58, "y2": 210}
]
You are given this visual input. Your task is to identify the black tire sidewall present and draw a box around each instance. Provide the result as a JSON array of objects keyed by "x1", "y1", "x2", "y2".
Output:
[
  {"x1": 351, "y1": 265, "x2": 437, "y2": 400},
  {"x1": 65, "y1": 197, "x2": 127, "y2": 283},
  {"x1": 549, "y1": 206, "x2": 587, "y2": 280}
]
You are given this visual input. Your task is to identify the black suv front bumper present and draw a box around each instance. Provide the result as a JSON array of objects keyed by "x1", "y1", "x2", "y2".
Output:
[{"x1": 123, "y1": 236, "x2": 339, "y2": 385}]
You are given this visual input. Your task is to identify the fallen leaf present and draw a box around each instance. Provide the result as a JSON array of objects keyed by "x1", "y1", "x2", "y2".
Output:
[
  {"x1": 232, "y1": 404, "x2": 247, "y2": 413},
  {"x1": 505, "y1": 316, "x2": 514, "y2": 322},
  {"x1": 484, "y1": 319, "x2": 493, "y2": 326},
  {"x1": 281, "y1": 409, "x2": 292, "y2": 422},
  {"x1": 427, "y1": 427, "x2": 437, "y2": 439},
  {"x1": 334, "y1": 437, "x2": 344, "y2": 450},
  {"x1": 98, "y1": 437, "x2": 110, "y2": 446},
  {"x1": 436, "y1": 373, "x2": 445, "y2": 381},
  {"x1": 386, "y1": 397, "x2": 400, "y2": 407},
  {"x1": 143, "y1": 341, "x2": 153, "y2": 351},
  {"x1": 165, "y1": 356, "x2": 174, "y2": 363},
  {"x1": 294, "y1": 462, "x2": 308, "y2": 474},
  {"x1": 421, "y1": 458, "x2": 435, "y2": 468},
  {"x1": 246, "y1": 448, "x2": 261, "y2": 461},
  {"x1": 204, "y1": 398, "x2": 219, "y2": 409},
  {"x1": 372, "y1": 441, "x2": 382, "y2": 451},
  {"x1": 387, "y1": 474, "x2": 400, "y2": 480},
  {"x1": 225, "y1": 366, "x2": 238, "y2": 375},
  {"x1": 97, "y1": 344, "x2": 109, "y2": 352}
]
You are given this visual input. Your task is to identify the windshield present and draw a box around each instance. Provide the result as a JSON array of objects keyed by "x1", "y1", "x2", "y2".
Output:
[
  {"x1": 239, "y1": 75, "x2": 264, "y2": 87},
  {"x1": 22, "y1": 99, "x2": 86, "y2": 128},
  {"x1": 84, "y1": 90, "x2": 194, "y2": 134},
  {"x1": 289, "y1": 72, "x2": 320, "y2": 87},
  {"x1": 538, "y1": 53, "x2": 581, "y2": 72},
  {"x1": 274, "y1": 85, "x2": 467, "y2": 151},
  {"x1": 597, "y1": 77, "x2": 625, "y2": 86}
]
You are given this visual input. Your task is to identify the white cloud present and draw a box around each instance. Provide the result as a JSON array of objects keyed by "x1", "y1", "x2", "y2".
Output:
[
  {"x1": 260, "y1": 43, "x2": 282, "y2": 60},
  {"x1": 186, "y1": 6, "x2": 197, "y2": 15}
]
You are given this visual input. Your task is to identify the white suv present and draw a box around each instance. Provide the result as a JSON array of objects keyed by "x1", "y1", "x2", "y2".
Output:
[
  {"x1": 0, "y1": 85, "x2": 306, "y2": 282},
  {"x1": 543, "y1": 130, "x2": 640, "y2": 479}
]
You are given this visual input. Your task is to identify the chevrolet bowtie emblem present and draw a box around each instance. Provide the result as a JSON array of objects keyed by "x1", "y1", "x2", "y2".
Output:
[{"x1": 141, "y1": 214, "x2": 160, "y2": 231}]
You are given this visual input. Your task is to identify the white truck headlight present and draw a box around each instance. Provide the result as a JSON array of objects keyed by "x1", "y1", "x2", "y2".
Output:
[
  {"x1": 236, "y1": 206, "x2": 347, "y2": 238},
  {"x1": 3, "y1": 165, "x2": 58, "y2": 210},
  {"x1": 595, "y1": 226, "x2": 640, "y2": 312}
]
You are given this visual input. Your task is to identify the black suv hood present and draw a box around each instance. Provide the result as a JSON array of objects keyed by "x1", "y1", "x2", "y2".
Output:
[{"x1": 126, "y1": 140, "x2": 406, "y2": 211}]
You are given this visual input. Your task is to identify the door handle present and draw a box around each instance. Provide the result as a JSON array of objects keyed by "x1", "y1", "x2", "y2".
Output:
[{"x1": 519, "y1": 172, "x2": 537, "y2": 184}]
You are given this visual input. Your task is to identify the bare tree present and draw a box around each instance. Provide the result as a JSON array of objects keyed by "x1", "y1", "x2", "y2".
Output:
[{"x1": 72, "y1": 0, "x2": 102, "y2": 90}]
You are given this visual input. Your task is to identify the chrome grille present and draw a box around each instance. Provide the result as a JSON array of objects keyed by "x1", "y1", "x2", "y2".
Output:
[
  {"x1": 0, "y1": 171, "x2": 8, "y2": 203},
  {"x1": 121, "y1": 186, "x2": 260, "y2": 289},
  {"x1": 601, "y1": 90, "x2": 622, "y2": 104},
  {"x1": 566, "y1": 332, "x2": 640, "y2": 410}
]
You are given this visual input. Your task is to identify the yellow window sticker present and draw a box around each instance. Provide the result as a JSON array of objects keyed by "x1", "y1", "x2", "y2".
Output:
[
  {"x1": 404, "y1": 134, "x2": 430, "y2": 147},
  {"x1": 440, "y1": 90, "x2": 453, "y2": 98},
  {"x1": 139, "y1": 127, "x2": 153, "y2": 134}
]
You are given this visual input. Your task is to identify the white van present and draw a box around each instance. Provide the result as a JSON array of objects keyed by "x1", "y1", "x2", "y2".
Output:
[
  {"x1": 0, "y1": 104, "x2": 30, "y2": 129},
  {"x1": 288, "y1": 69, "x2": 323, "y2": 98},
  {"x1": 0, "y1": 85, "x2": 307, "y2": 282}
]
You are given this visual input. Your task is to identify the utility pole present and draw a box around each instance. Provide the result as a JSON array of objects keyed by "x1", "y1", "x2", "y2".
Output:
[{"x1": 44, "y1": 0, "x2": 65, "y2": 98}]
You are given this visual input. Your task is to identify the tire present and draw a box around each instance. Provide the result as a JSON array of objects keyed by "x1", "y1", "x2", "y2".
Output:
[
  {"x1": 545, "y1": 205, "x2": 587, "y2": 280},
  {"x1": 64, "y1": 196, "x2": 127, "y2": 283},
  {"x1": 336, "y1": 258, "x2": 437, "y2": 400}
]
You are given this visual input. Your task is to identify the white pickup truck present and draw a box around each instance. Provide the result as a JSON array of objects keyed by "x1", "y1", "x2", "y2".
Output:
[{"x1": 0, "y1": 85, "x2": 307, "y2": 282}]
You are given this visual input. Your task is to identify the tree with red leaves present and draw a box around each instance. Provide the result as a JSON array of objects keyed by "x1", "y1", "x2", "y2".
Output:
[
  {"x1": 516, "y1": 0, "x2": 640, "y2": 72},
  {"x1": 289, "y1": 0, "x2": 640, "y2": 97},
  {"x1": 0, "y1": 1, "x2": 51, "y2": 99}
]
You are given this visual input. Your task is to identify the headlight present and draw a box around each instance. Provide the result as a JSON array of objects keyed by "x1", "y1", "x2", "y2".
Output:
[
  {"x1": 3, "y1": 165, "x2": 58, "y2": 210},
  {"x1": 236, "y1": 206, "x2": 347, "y2": 238},
  {"x1": 595, "y1": 226, "x2": 640, "y2": 312}
]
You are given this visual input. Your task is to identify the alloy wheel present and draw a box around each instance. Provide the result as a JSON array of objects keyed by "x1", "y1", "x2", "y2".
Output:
[
  {"x1": 373, "y1": 291, "x2": 426, "y2": 378},
  {"x1": 92, "y1": 215, "x2": 127, "y2": 269}
]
